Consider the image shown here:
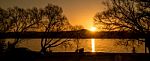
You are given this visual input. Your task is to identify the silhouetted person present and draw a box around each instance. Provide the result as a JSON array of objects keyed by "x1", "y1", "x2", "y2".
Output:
[
  {"x1": 75, "y1": 49, "x2": 78, "y2": 52},
  {"x1": 75, "y1": 48, "x2": 84, "y2": 54},
  {"x1": 132, "y1": 47, "x2": 136, "y2": 53},
  {"x1": 79, "y1": 48, "x2": 84, "y2": 53}
]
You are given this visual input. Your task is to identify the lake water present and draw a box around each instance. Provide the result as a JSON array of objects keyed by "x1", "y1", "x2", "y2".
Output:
[{"x1": 6, "y1": 39, "x2": 146, "y2": 53}]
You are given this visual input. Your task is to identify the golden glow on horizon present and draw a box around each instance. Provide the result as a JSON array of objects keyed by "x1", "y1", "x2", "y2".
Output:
[
  {"x1": 91, "y1": 38, "x2": 95, "y2": 52},
  {"x1": 90, "y1": 27, "x2": 97, "y2": 32}
]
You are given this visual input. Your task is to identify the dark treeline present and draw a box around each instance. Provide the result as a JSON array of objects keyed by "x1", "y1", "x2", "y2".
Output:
[{"x1": 0, "y1": 30, "x2": 148, "y2": 39}]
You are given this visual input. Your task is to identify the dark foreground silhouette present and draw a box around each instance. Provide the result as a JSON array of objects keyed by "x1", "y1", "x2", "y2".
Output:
[{"x1": 0, "y1": 48, "x2": 149, "y2": 61}]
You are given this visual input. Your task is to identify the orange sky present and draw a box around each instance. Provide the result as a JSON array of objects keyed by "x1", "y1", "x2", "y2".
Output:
[
  {"x1": 0, "y1": 0, "x2": 106, "y2": 29},
  {"x1": 49, "y1": 0, "x2": 106, "y2": 29}
]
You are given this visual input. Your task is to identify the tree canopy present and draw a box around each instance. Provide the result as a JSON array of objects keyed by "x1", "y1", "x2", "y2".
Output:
[{"x1": 94, "y1": 0, "x2": 150, "y2": 53}]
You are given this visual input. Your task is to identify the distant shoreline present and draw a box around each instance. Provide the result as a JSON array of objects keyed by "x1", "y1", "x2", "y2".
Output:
[{"x1": 0, "y1": 31, "x2": 147, "y2": 39}]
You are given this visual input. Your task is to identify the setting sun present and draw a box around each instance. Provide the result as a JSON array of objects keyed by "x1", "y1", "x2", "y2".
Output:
[{"x1": 90, "y1": 27, "x2": 97, "y2": 32}]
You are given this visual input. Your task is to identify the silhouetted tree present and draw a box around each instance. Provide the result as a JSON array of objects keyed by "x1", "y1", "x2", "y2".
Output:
[
  {"x1": 39, "y1": 4, "x2": 71, "y2": 54},
  {"x1": 0, "y1": 4, "x2": 73, "y2": 54},
  {"x1": 6, "y1": 7, "x2": 42, "y2": 49},
  {"x1": 0, "y1": 6, "x2": 43, "y2": 51},
  {"x1": 94, "y1": 0, "x2": 150, "y2": 53}
]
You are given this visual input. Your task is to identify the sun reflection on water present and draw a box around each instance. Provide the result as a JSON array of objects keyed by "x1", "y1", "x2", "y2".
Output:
[{"x1": 91, "y1": 38, "x2": 95, "y2": 52}]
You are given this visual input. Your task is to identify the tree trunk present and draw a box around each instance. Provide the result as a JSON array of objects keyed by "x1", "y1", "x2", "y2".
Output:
[
  {"x1": 147, "y1": 45, "x2": 150, "y2": 53},
  {"x1": 40, "y1": 47, "x2": 47, "y2": 55},
  {"x1": 145, "y1": 40, "x2": 150, "y2": 53},
  {"x1": 145, "y1": 34, "x2": 150, "y2": 53}
]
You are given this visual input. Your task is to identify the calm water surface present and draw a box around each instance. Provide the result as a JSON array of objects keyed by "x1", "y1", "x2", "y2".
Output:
[{"x1": 6, "y1": 39, "x2": 145, "y2": 53}]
